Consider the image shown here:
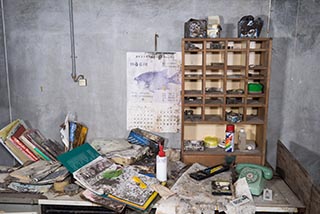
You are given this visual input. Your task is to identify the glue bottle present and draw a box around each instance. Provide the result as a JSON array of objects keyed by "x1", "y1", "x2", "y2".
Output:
[
  {"x1": 225, "y1": 124, "x2": 235, "y2": 152},
  {"x1": 156, "y1": 144, "x2": 167, "y2": 182}
]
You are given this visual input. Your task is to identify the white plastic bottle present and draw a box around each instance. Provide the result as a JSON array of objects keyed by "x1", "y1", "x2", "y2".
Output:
[
  {"x1": 156, "y1": 144, "x2": 167, "y2": 182},
  {"x1": 238, "y1": 128, "x2": 247, "y2": 151}
]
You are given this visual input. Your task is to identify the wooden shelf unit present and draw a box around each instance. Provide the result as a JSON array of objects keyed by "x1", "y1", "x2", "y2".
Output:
[{"x1": 181, "y1": 38, "x2": 272, "y2": 166}]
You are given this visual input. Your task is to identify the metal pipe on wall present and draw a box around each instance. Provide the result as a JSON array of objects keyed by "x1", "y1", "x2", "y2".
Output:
[
  {"x1": 1, "y1": 0, "x2": 12, "y2": 122},
  {"x1": 68, "y1": 0, "x2": 84, "y2": 83}
]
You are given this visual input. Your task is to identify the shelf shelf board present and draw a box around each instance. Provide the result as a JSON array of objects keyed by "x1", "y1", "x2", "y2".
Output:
[
  {"x1": 184, "y1": 119, "x2": 225, "y2": 124},
  {"x1": 184, "y1": 65, "x2": 203, "y2": 70},
  {"x1": 227, "y1": 48, "x2": 247, "y2": 52},
  {"x1": 206, "y1": 49, "x2": 225, "y2": 53},
  {"x1": 225, "y1": 104, "x2": 244, "y2": 107},
  {"x1": 205, "y1": 74, "x2": 224, "y2": 79},
  {"x1": 184, "y1": 90, "x2": 203, "y2": 95},
  {"x1": 249, "y1": 48, "x2": 268, "y2": 52},
  {"x1": 227, "y1": 65, "x2": 246, "y2": 70},
  {"x1": 205, "y1": 100, "x2": 224, "y2": 105},
  {"x1": 245, "y1": 116, "x2": 264, "y2": 124},
  {"x1": 206, "y1": 65, "x2": 225, "y2": 69},
  {"x1": 247, "y1": 93, "x2": 265, "y2": 97},
  {"x1": 184, "y1": 74, "x2": 203, "y2": 80},
  {"x1": 246, "y1": 104, "x2": 265, "y2": 107},
  {"x1": 248, "y1": 65, "x2": 268, "y2": 70},
  {"x1": 226, "y1": 74, "x2": 245, "y2": 80}
]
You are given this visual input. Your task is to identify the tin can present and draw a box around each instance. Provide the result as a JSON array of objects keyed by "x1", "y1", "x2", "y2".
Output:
[{"x1": 225, "y1": 124, "x2": 235, "y2": 152}]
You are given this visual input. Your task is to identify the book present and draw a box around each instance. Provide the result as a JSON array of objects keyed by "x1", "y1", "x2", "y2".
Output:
[
  {"x1": 9, "y1": 160, "x2": 62, "y2": 184},
  {"x1": 19, "y1": 129, "x2": 52, "y2": 161},
  {"x1": 7, "y1": 121, "x2": 39, "y2": 162},
  {"x1": 10, "y1": 135, "x2": 39, "y2": 161},
  {"x1": 0, "y1": 119, "x2": 20, "y2": 141},
  {"x1": 81, "y1": 189, "x2": 126, "y2": 213},
  {"x1": 20, "y1": 129, "x2": 57, "y2": 161},
  {"x1": 0, "y1": 139, "x2": 24, "y2": 165},
  {"x1": 58, "y1": 143, "x2": 159, "y2": 210},
  {"x1": 3, "y1": 139, "x2": 32, "y2": 164},
  {"x1": 19, "y1": 135, "x2": 50, "y2": 161},
  {"x1": 41, "y1": 139, "x2": 66, "y2": 157},
  {"x1": 0, "y1": 120, "x2": 29, "y2": 164}
]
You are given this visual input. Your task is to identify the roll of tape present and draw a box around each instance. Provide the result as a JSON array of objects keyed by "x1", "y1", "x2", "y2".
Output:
[{"x1": 64, "y1": 183, "x2": 80, "y2": 196}]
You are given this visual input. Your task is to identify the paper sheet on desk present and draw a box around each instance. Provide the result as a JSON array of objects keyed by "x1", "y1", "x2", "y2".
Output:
[
  {"x1": 225, "y1": 178, "x2": 255, "y2": 214},
  {"x1": 155, "y1": 163, "x2": 231, "y2": 214}
]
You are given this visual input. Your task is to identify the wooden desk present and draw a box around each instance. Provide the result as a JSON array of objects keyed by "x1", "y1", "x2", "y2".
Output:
[
  {"x1": 253, "y1": 177, "x2": 305, "y2": 213},
  {"x1": 155, "y1": 163, "x2": 305, "y2": 214}
]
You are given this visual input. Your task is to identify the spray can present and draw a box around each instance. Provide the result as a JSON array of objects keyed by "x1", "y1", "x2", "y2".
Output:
[
  {"x1": 225, "y1": 124, "x2": 235, "y2": 152},
  {"x1": 156, "y1": 144, "x2": 167, "y2": 182}
]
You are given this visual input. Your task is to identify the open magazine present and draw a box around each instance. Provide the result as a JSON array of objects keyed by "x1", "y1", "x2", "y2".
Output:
[{"x1": 57, "y1": 143, "x2": 160, "y2": 210}]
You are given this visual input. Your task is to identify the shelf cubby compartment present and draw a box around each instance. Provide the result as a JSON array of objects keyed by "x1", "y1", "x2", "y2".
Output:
[
  {"x1": 184, "y1": 40, "x2": 204, "y2": 52},
  {"x1": 205, "y1": 97, "x2": 224, "y2": 106},
  {"x1": 204, "y1": 106, "x2": 223, "y2": 122},
  {"x1": 184, "y1": 67, "x2": 203, "y2": 79},
  {"x1": 246, "y1": 96, "x2": 265, "y2": 106},
  {"x1": 226, "y1": 96, "x2": 244, "y2": 105},
  {"x1": 184, "y1": 96, "x2": 203, "y2": 106},
  {"x1": 183, "y1": 106, "x2": 203, "y2": 122},
  {"x1": 226, "y1": 68, "x2": 246, "y2": 79},
  {"x1": 184, "y1": 78, "x2": 203, "y2": 96},
  {"x1": 225, "y1": 107, "x2": 244, "y2": 123},
  {"x1": 226, "y1": 79, "x2": 245, "y2": 93},
  {"x1": 184, "y1": 52, "x2": 203, "y2": 67},
  {"x1": 248, "y1": 67, "x2": 268, "y2": 79},
  {"x1": 245, "y1": 107, "x2": 266, "y2": 124},
  {"x1": 205, "y1": 79, "x2": 224, "y2": 96},
  {"x1": 205, "y1": 68, "x2": 224, "y2": 79},
  {"x1": 183, "y1": 123, "x2": 226, "y2": 144},
  {"x1": 227, "y1": 40, "x2": 247, "y2": 50},
  {"x1": 206, "y1": 52, "x2": 224, "y2": 67},
  {"x1": 206, "y1": 40, "x2": 226, "y2": 50}
]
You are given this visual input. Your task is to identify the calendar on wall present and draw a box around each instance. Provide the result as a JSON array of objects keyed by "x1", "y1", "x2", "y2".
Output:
[{"x1": 127, "y1": 52, "x2": 181, "y2": 133}]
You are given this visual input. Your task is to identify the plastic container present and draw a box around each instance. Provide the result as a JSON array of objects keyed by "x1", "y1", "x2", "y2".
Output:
[
  {"x1": 156, "y1": 144, "x2": 167, "y2": 182},
  {"x1": 238, "y1": 128, "x2": 247, "y2": 151},
  {"x1": 225, "y1": 124, "x2": 235, "y2": 152},
  {"x1": 204, "y1": 136, "x2": 218, "y2": 148}
]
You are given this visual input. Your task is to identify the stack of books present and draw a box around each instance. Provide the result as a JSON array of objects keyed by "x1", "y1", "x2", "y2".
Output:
[{"x1": 0, "y1": 119, "x2": 66, "y2": 165}]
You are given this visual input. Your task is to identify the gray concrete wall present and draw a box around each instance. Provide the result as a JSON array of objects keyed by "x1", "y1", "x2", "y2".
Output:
[
  {"x1": 0, "y1": 3, "x2": 14, "y2": 166},
  {"x1": 274, "y1": 0, "x2": 320, "y2": 181},
  {"x1": 2, "y1": 0, "x2": 270, "y2": 145}
]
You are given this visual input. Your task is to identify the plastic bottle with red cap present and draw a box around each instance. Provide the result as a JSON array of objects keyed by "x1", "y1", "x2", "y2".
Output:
[
  {"x1": 225, "y1": 124, "x2": 235, "y2": 152},
  {"x1": 156, "y1": 144, "x2": 167, "y2": 182}
]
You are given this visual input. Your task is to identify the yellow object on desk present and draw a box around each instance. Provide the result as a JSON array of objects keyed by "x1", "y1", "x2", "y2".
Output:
[
  {"x1": 204, "y1": 136, "x2": 218, "y2": 148},
  {"x1": 132, "y1": 176, "x2": 147, "y2": 189}
]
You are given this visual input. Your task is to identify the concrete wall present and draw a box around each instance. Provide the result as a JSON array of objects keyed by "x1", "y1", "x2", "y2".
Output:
[
  {"x1": 0, "y1": 3, "x2": 14, "y2": 166},
  {"x1": 0, "y1": 0, "x2": 319, "y2": 179},
  {"x1": 1, "y1": 0, "x2": 270, "y2": 144},
  {"x1": 271, "y1": 0, "x2": 320, "y2": 181}
]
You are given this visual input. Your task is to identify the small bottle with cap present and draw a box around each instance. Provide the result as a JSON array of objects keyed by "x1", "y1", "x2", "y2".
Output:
[
  {"x1": 238, "y1": 128, "x2": 247, "y2": 151},
  {"x1": 156, "y1": 144, "x2": 167, "y2": 182}
]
